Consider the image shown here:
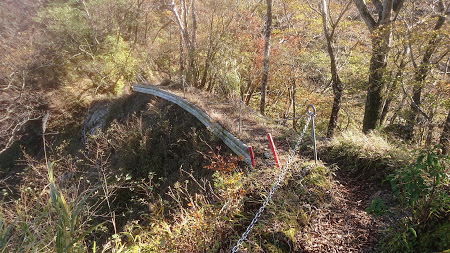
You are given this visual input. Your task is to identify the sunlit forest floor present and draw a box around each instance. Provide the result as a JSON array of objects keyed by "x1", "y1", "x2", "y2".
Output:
[{"x1": 1, "y1": 0, "x2": 448, "y2": 251}]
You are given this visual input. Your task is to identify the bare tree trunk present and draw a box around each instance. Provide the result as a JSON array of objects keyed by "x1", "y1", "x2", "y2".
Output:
[
  {"x1": 133, "y1": 0, "x2": 144, "y2": 44},
  {"x1": 206, "y1": 72, "x2": 217, "y2": 92},
  {"x1": 188, "y1": 0, "x2": 198, "y2": 86},
  {"x1": 199, "y1": 49, "x2": 211, "y2": 89},
  {"x1": 167, "y1": 0, "x2": 191, "y2": 78},
  {"x1": 380, "y1": 89, "x2": 392, "y2": 126},
  {"x1": 191, "y1": 0, "x2": 197, "y2": 49},
  {"x1": 292, "y1": 73, "x2": 297, "y2": 130},
  {"x1": 199, "y1": 14, "x2": 214, "y2": 89},
  {"x1": 380, "y1": 49, "x2": 407, "y2": 126},
  {"x1": 321, "y1": 0, "x2": 347, "y2": 138},
  {"x1": 168, "y1": 2, "x2": 190, "y2": 49},
  {"x1": 182, "y1": 0, "x2": 188, "y2": 29},
  {"x1": 353, "y1": 0, "x2": 405, "y2": 133},
  {"x1": 260, "y1": 0, "x2": 272, "y2": 115},
  {"x1": 407, "y1": 0, "x2": 446, "y2": 138},
  {"x1": 245, "y1": 83, "x2": 257, "y2": 105},
  {"x1": 179, "y1": 32, "x2": 184, "y2": 74},
  {"x1": 425, "y1": 121, "x2": 435, "y2": 147},
  {"x1": 79, "y1": 0, "x2": 98, "y2": 46},
  {"x1": 440, "y1": 109, "x2": 450, "y2": 154},
  {"x1": 363, "y1": 28, "x2": 391, "y2": 132}
]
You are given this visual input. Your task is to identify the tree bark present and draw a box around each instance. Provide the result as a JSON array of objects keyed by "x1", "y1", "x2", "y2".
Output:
[
  {"x1": 188, "y1": 0, "x2": 198, "y2": 86},
  {"x1": 425, "y1": 113, "x2": 435, "y2": 146},
  {"x1": 292, "y1": 73, "x2": 297, "y2": 130},
  {"x1": 260, "y1": 0, "x2": 272, "y2": 115},
  {"x1": 179, "y1": 32, "x2": 184, "y2": 74},
  {"x1": 440, "y1": 109, "x2": 450, "y2": 155},
  {"x1": 79, "y1": 0, "x2": 98, "y2": 46},
  {"x1": 407, "y1": 0, "x2": 446, "y2": 138},
  {"x1": 206, "y1": 72, "x2": 217, "y2": 92},
  {"x1": 199, "y1": 15, "x2": 214, "y2": 90},
  {"x1": 362, "y1": 25, "x2": 392, "y2": 132},
  {"x1": 321, "y1": 0, "x2": 346, "y2": 138},
  {"x1": 353, "y1": 0, "x2": 404, "y2": 133},
  {"x1": 380, "y1": 51, "x2": 407, "y2": 126},
  {"x1": 167, "y1": 0, "x2": 197, "y2": 83}
]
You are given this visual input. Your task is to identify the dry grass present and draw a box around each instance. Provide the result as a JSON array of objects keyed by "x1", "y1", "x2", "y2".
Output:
[
  {"x1": 330, "y1": 129, "x2": 394, "y2": 158},
  {"x1": 0, "y1": 152, "x2": 101, "y2": 252},
  {"x1": 3, "y1": 88, "x2": 400, "y2": 252},
  {"x1": 234, "y1": 160, "x2": 334, "y2": 252},
  {"x1": 150, "y1": 83, "x2": 303, "y2": 152},
  {"x1": 323, "y1": 129, "x2": 411, "y2": 179}
]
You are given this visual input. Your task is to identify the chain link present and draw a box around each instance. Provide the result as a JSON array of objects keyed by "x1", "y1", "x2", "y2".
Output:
[
  {"x1": 134, "y1": 76, "x2": 317, "y2": 252},
  {"x1": 231, "y1": 115, "x2": 312, "y2": 253}
]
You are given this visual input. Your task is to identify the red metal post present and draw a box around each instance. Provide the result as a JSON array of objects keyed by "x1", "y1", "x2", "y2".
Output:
[
  {"x1": 248, "y1": 146, "x2": 256, "y2": 167},
  {"x1": 267, "y1": 133, "x2": 280, "y2": 168}
]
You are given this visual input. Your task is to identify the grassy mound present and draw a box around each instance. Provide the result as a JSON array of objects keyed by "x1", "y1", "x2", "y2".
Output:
[{"x1": 322, "y1": 129, "x2": 411, "y2": 180}]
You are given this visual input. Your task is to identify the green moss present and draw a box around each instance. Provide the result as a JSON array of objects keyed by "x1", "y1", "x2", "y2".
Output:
[{"x1": 260, "y1": 230, "x2": 296, "y2": 253}]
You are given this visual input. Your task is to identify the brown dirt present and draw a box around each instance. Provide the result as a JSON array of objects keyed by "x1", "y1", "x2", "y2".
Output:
[
  {"x1": 297, "y1": 169, "x2": 392, "y2": 252},
  {"x1": 136, "y1": 83, "x2": 393, "y2": 252}
]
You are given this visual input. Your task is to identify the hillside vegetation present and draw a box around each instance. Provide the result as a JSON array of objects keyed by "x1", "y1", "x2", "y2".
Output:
[{"x1": 1, "y1": 0, "x2": 449, "y2": 252}]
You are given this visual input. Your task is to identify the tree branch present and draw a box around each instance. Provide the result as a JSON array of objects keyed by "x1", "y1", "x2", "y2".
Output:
[
  {"x1": 393, "y1": 0, "x2": 405, "y2": 13},
  {"x1": 353, "y1": 0, "x2": 377, "y2": 31},
  {"x1": 330, "y1": 0, "x2": 352, "y2": 38},
  {"x1": 380, "y1": 0, "x2": 393, "y2": 25},
  {"x1": 401, "y1": 82, "x2": 431, "y2": 121},
  {"x1": 373, "y1": 0, "x2": 383, "y2": 19}
]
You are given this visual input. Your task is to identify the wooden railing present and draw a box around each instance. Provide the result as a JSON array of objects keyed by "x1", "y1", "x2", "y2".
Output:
[{"x1": 132, "y1": 84, "x2": 252, "y2": 165}]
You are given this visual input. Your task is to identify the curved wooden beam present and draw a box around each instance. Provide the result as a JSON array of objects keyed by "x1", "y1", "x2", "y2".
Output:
[{"x1": 133, "y1": 84, "x2": 252, "y2": 165}]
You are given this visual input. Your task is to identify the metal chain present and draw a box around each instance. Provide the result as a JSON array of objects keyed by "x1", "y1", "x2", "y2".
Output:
[
  {"x1": 134, "y1": 75, "x2": 316, "y2": 252},
  {"x1": 231, "y1": 115, "x2": 312, "y2": 253}
]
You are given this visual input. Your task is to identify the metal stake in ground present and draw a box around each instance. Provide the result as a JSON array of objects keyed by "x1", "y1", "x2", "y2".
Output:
[
  {"x1": 267, "y1": 133, "x2": 280, "y2": 168},
  {"x1": 231, "y1": 114, "x2": 312, "y2": 253},
  {"x1": 307, "y1": 104, "x2": 317, "y2": 164},
  {"x1": 239, "y1": 99, "x2": 242, "y2": 134}
]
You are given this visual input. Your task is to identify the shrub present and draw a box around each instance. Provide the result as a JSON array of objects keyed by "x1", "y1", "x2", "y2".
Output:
[
  {"x1": 382, "y1": 146, "x2": 449, "y2": 252},
  {"x1": 241, "y1": 161, "x2": 333, "y2": 252},
  {"x1": 101, "y1": 147, "x2": 245, "y2": 252},
  {"x1": 92, "y1": 35, "x2": 138, "y2": 95},
  {"x1": 36, "y1": 1, "x2": 91, "y2": 52}
]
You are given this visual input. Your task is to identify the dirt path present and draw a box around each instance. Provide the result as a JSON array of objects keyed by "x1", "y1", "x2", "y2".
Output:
[
  {"x1": 135, "y1": 83, "x2": 392, "y2": 252},
  {"x1": 298, "y1": 169, "x2": 391, "y2": 252}
]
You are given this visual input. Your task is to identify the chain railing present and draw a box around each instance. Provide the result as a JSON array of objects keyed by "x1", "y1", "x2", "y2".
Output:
[
  {"x1": 231, "y1": 110, "x2": 315, "y2": 252},
  {"x1": 133, "y1": 76, "x2": 320, "y2": 252}
]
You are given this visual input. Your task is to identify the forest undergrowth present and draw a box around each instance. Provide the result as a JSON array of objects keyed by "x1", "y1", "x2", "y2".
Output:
[
  {"x1": 1, "y1": 0, "x2": 449, "y2": 252},
  {"x1": 1, "y1": 92, "x2": 448, "y2": 252}
]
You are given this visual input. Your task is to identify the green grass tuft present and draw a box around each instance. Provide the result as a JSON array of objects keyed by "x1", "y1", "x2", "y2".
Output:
[{"x1": 323, "y1": 129, "x2": 410, "y2": 180}]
